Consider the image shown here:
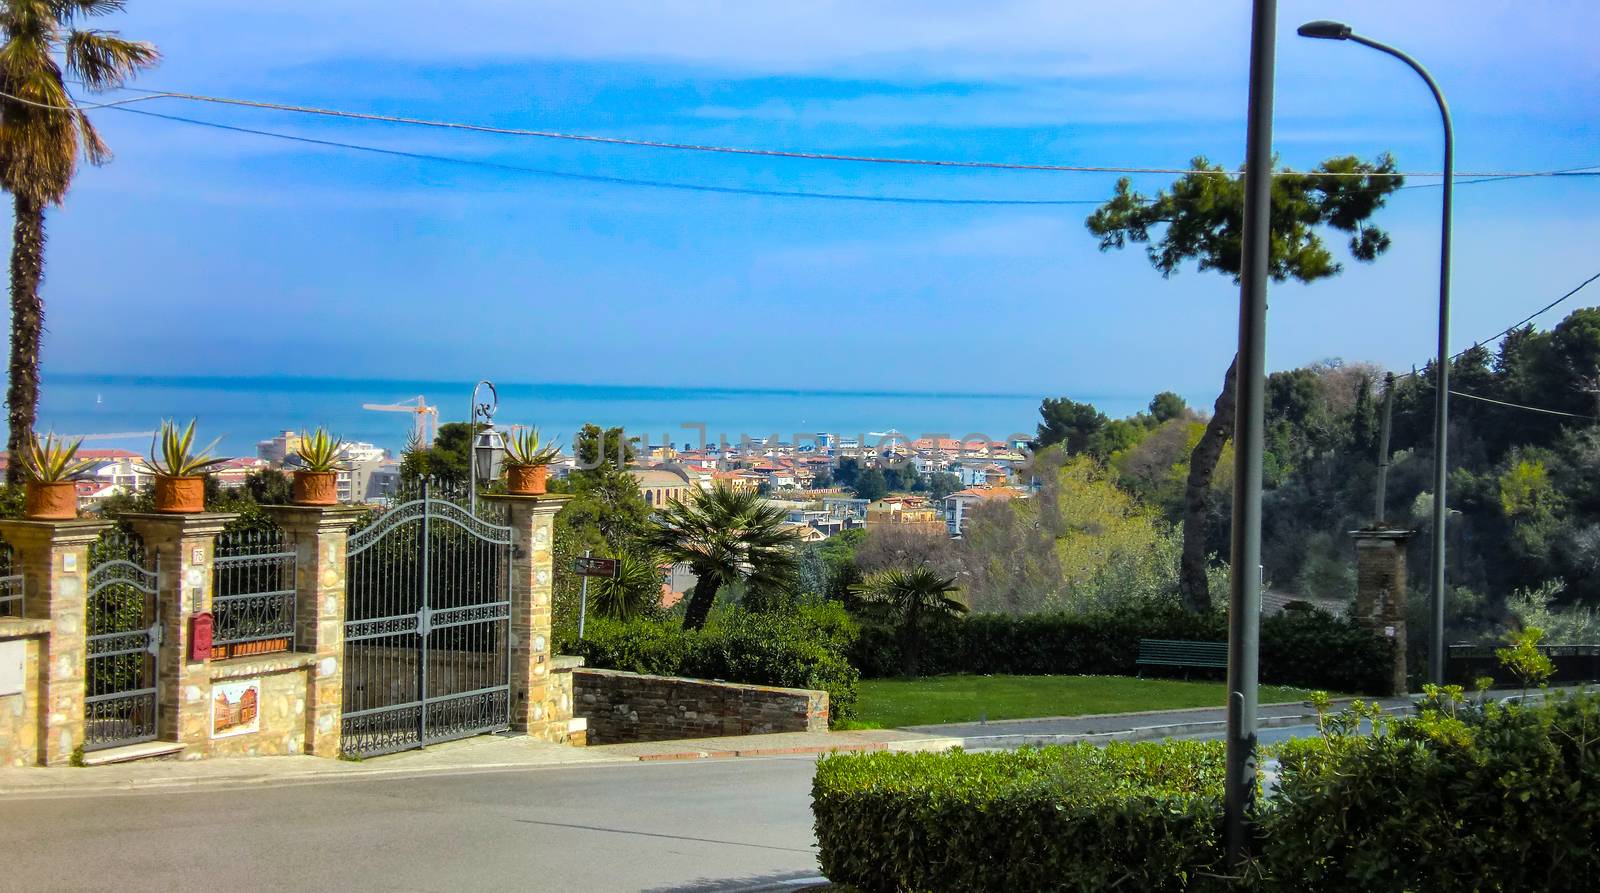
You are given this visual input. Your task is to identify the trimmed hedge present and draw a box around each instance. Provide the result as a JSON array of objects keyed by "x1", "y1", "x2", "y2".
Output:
[
  {"x1": 813, "y1": 741, "x2": 1229, "y2": 892},
  {"x1": 812, "y1": 691, "x2": 1600, "y2": 892},
  {"x1": 850, "y1": 606, "x2": 1396, "y2": 695},
  {"x1": 1265, "y1": 690, "x2": 1600, "y2": 891},
  {"x1": 563, "y1": 604, "x2": 860, "y2": 724}
]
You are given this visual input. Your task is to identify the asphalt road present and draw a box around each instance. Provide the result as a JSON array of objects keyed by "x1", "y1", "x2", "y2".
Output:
[{"x1": 0, "y1": 757, "x2": 828, "y2": 893}]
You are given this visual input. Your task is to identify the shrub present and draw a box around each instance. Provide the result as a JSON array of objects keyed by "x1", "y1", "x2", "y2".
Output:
[
  {"x1": 813, "y1": 741, "x2": 1230, "y2": 892},
  {"x1": 811, "y1": 692, "x2": 1600, "y2": 892},
  {"x1": 1263, "y1": 689, "x2": 1600, "y2": 891},
  {"x1": 564, "y1": 603, "x2": 860, "y2": 724},
  {"x1": 850, "y1": 605, "x2": 1396, "y2": 694}
]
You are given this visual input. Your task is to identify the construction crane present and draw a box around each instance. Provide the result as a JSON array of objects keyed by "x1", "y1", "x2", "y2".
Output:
[{"x1": 362, "y1": 396, "x2": 438, "y2": 447}]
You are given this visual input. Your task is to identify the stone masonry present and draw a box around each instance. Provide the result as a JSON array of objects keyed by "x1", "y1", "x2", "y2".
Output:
[
  {"x1": 124, "y1": 512, "x2": 236, "y2": 754},
  {"x1": 1351, "y1": 527, "x2": 1414, "y2": 695},
  {"x1": 0, "y1": 518, "x2": 109, "y2": 765},
  {"x1": 485, "y1": 494, "x2": 575, "y2": 744},
  {"x1": 264, "y1": 505, "x2": 365, "y2": 758},
  {"x1": 573, "y1": 668, "x2": 828, "y2": 745}
]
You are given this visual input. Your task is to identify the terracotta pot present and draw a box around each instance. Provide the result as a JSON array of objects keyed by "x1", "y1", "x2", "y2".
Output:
[
  {"x1": 506, "y1": 464, "x2": 549, "y2": 496},
  {"x1": 153, "y1": 475, "x2": 206, "y2": 513},
  {"x1": 24, "y1": 480, "x2": 78, "y2": 520},
  {"x1": 292, "y1": 470, "x2": 339, "y2": 506}
]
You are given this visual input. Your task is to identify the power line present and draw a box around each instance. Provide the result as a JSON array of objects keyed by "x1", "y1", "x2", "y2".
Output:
[
  {"x1": 1453, "y1": 270, "x2": 1600, "y2": 357},
  {"x1": 10, "y1": 85, "x2": 1599, "y2": 180},
  {"x1": 109, "y1": 107, "x2": 1110, "y2": 207},
  {"x1": 1449, "y1": 389, "x2": 1596, "y2": 420},
  {"x1": 1396, "y1": 269, "x2": 1600, "y2": 379},
  {"x1": 110, "y1": 106, "x2": 1590, "y2": 212}
]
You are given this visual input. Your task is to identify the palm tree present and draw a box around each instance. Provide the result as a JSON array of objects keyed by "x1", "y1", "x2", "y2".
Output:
[
  {"x1": 850, "y1": 567, "x2": 967, "y2": 677},
  {"x1": 649, "y1": 484, "x2": 798, "y2": 631},
  {"x1": 1, "y1": 2, "x2": 158, "y2": 482},
  {"x1": 587, "y1": 549, "x2": 665, "y2": 622}
]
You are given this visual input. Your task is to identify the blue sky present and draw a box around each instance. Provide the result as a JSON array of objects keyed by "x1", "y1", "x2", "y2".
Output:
[{"x1": 32, "y1": 1, "x2": 1600, "y2": 409}]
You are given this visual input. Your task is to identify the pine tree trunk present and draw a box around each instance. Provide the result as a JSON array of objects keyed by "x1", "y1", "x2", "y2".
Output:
[
  {"x1": 681, "y1": 572, "x2": 721, "y2": 631},
  {"x1": 7, "y1": 193, "x2": 46, "y2": 485},
  {"x1": 1179, "y1": 355, "x2": 1239, "y2": 613}
]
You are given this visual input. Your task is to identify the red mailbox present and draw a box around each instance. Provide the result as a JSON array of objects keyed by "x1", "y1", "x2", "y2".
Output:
[{"x1": 190, "y1": 612, "x2": 213, "y2": 661}]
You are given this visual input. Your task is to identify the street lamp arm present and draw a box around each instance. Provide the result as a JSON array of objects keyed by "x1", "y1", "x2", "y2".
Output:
[{"x1": 1347, "y1": 34, "x2": 1454, "y2": 150}]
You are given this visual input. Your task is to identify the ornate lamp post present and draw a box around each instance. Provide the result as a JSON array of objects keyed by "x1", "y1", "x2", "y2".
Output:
[{"x1": 468, "y1": 380, "x2": 504, "y2": 514}]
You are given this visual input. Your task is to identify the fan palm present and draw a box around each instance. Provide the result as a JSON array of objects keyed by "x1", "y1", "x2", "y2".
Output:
[
  {"x1": 850, "y1": 567, "x2": 967, "y2": 677},
  {"x1": 1, "y1": 2, "x2": 158, "y2": 482},
  {"x1": 587, "y1": 549, "x2": 665, "y2": 623},
  {"x1": 648, "y1": 484, "x2": 799, "y2": 630}
]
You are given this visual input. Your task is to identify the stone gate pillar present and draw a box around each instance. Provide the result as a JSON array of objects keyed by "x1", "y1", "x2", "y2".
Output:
[
  {"x1": 263, "y1": 505, "x2": 365, "y2": 758},
  {"x1": 1349, "y1": 527, "x2": 1414, "y2": 695},
  {"x1": 484, "y1": 494, "x2": 574, "y2": 742},
  {"x1": 0, "y1": 518, "x2": 109, "y2": 765},
  {"x1": 124, "y1": 512, "x2": 236, "y2": 753}
]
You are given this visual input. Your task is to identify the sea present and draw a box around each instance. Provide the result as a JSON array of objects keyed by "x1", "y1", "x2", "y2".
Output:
[{"x1": 37, "y1": 373, "x2": 1151, "y2": 458}]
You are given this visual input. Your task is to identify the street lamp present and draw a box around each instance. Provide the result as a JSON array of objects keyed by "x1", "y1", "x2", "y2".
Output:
[
  {"x1": 468, "y1": 380, "x2": 503, "y2": 514},
  {"x1": 1299, "y1": 20, "x2": 1454, "y2": 686}
]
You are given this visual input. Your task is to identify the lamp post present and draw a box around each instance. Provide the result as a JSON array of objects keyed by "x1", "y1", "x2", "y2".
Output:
[
  {"x1": 469, "y1": 380, "x2": 504, "y2": 515},
  {"x1": 1298, "y1": 20, "x2": 1454, "y2": 685},
  {"x1": 1222, "y1": 0, "x2": 1277, "y2": 866}
]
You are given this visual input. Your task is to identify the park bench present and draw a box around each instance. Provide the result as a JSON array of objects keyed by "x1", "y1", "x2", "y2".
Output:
[{"x1": 1135, "y1": 639, "x2": 1228, "y2": 678}]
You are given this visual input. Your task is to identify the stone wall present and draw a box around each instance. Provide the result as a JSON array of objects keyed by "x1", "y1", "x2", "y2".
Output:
[
  {"x1": 573, "y1": 668, "x2": 827, "y2": 745},
  {"x1": 204, "y1": 653, "x2": 317, "y2": 758},
  {"x1": 0, "y1": 622, "x2": 47, "y2": 767}
]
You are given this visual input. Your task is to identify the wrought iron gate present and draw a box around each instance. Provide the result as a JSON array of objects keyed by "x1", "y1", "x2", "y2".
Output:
[
  {"x1": 85, "y1": 532, "x2": 161, "y2": 751},
  {"x1": 341, "y1": 482, "x2": 513, "y2": 757}
]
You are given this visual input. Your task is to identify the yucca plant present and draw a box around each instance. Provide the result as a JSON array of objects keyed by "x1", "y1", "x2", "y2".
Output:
[
  {"x1": 504, "y1": 428, "x2": 562, "y2": 467},
  {"x1": 144, "y1": 419, "x2": 228, "y2": 477},
  {"x1": 20, "y1": 431, "x2": 94, "y2": 482},
  {"x1": 294, "y1": 427, "x2": 346, "y2": 472}
]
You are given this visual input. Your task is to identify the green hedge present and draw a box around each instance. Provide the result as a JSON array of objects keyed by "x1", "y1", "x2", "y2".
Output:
[
  {"x1": 1264, "y1": 690, "x2": 1600, "y2": 891},
  {"x1": 813, "y1": 741, "x2": 1230, "y2": 893},
  {"x1": 813, "y1": 691, "x2": 1600, "y2": 892},
  {"x1": 850, "y1": 606, "x2": 1396, "y2": 695},
  {"x1": 563, "y1": 604, "x2": 860, "y2": 725}
]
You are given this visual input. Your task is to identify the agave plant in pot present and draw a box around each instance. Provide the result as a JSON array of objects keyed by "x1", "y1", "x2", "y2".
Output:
[
  {"x1": 290, "y1": 428, "x2": 346, "y2": 506},
  {"x1": 144, "y1": 420, "x2": 228, "y2": 513},
  {"x1": 503, "y1": 428, "x2": 561, "y2": 495},
  {"x1": 19, "y1": 432, "x2": 94, "y2": 520}
]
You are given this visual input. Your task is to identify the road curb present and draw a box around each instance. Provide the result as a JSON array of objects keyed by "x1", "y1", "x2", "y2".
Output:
[{"x1": 953, "y1": 703, "x2": 1417, "y2": 750}]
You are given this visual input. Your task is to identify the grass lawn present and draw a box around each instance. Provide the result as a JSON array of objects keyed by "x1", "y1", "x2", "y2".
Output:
[{"x1": 841, "y1": 674, "x2": 1326, "y2": 729}]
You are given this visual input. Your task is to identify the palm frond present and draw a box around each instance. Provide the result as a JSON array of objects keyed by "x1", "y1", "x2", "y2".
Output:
[{"x1": 63, "y1": 29, "x2": 157, "y2": 92}]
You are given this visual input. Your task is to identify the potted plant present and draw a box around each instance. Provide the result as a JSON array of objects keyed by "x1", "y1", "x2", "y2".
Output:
[
  {"x1": 144, "y1": 419, "x2": 228, "y2": 513},
  {"x1": 19, "y1": 432, "x2": 93, "y2": 520},
  {"x1": 503, "y1": 428, "x2": 561, "y2": 495},
  {"x1": 291, "y1": 427, "x2": 345, "y2": 506}
]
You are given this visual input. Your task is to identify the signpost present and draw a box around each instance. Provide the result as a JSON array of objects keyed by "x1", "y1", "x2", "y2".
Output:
[{"x1": 574, "y1": 551, "x2": 619, "y2": 639}]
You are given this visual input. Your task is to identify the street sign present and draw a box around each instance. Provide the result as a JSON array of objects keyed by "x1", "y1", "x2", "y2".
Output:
[{"x1": 573, "y1": 556, "x2": 620, "y2": 579}]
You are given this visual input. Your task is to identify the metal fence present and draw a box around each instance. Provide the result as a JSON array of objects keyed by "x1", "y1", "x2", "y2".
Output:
[
  {"x1": 212, "y1": 526, "x2": 298, "y2": 660},
  {"x1": 1448, "y1": 642, "x2": 1600, "y2": 686},
  {"x1": 0, "y1": 540, "x2": 21, "y2": 617}
]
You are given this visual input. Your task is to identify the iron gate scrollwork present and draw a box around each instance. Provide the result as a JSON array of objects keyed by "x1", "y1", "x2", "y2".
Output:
[
  {"x1": 85, "y1": 532, "x2": 161, "y2": 751},
  {"x1": 341, "y1": 481, "x2": 513, "y2": 757}
]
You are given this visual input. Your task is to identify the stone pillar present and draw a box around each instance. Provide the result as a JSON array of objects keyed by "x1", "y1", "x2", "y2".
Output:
[
  {"x1": 0, "y1": 519, "x2": 110, "y2": 765},
  {"x1": 264, "y1": 505, "x2": 365, "y2": 758},
  {"x1": 485, "y1": 494, "x2": 572, "y2": 742},
  {"x1": 123, "y1": 512, "x2": 236, "y2": 754},
  {"x1": 1349, "y1": 527, "x2": 1414, "y2": 695}
]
